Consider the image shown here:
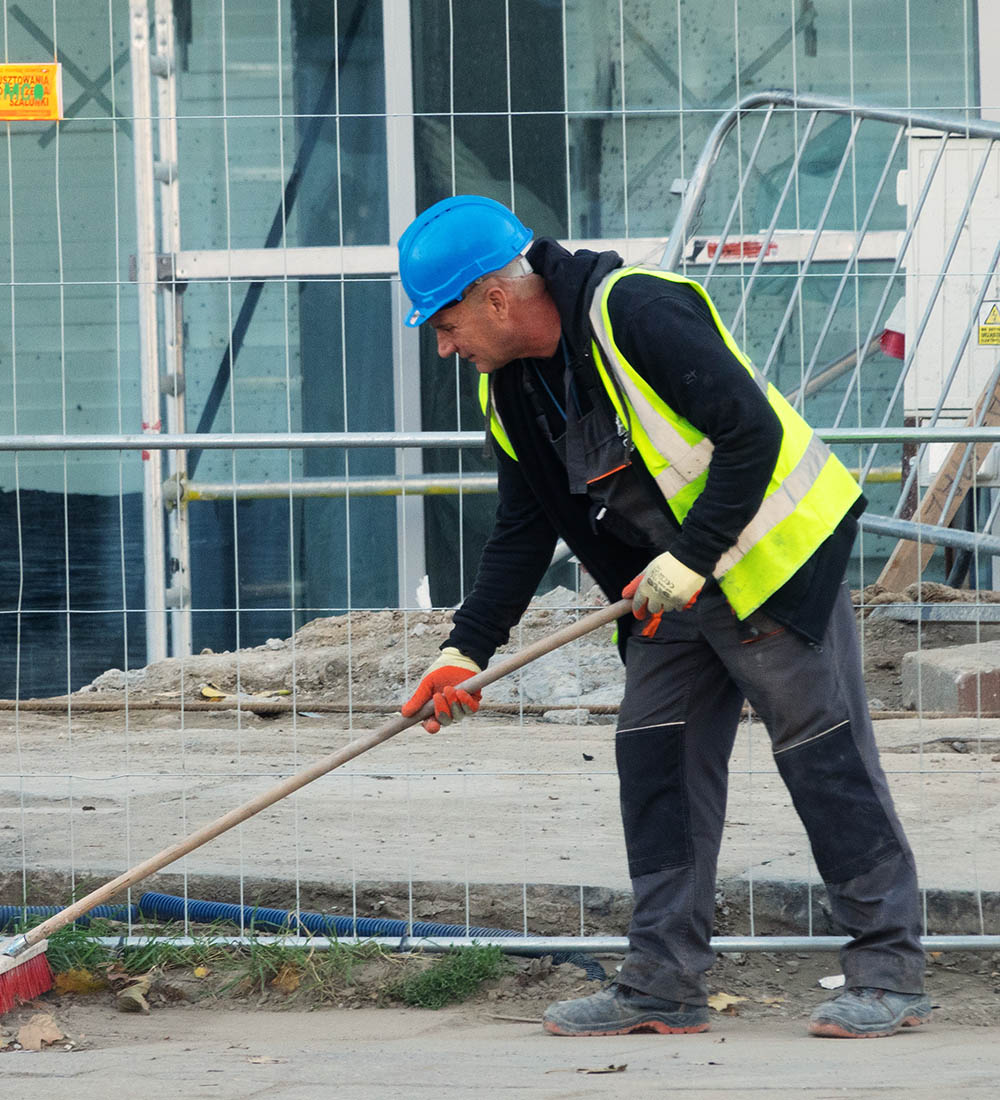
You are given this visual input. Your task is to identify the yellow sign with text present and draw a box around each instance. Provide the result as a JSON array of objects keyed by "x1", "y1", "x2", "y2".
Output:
[
  {"x1": 980, "y1": 302, "x2": 1000, "y2": 346},
  {"x1": 0, "y1": 63, "x2": 63, "y2": 121}
]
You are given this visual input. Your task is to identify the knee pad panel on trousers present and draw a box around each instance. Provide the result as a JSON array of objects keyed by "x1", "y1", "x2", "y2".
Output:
[
  {"x1": 774, "y1": 721, "x2": 901, "y2": 884},
  {"x1": 616, "y1": 723, "x2": 691, "y2": 878}
]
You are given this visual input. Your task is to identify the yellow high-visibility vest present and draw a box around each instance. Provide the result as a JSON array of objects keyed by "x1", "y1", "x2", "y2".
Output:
[{"x1": 480, "y1": 267, "x2": 861, "y2": 618}]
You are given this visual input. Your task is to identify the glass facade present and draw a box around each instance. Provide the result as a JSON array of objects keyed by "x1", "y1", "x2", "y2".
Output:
[
  {"x1": 1, "y1": 0, "x2": 140, "y2": 696},
  {"x1": 174, "y1": 0, "x2": 396, "y2": 648},
  {"x1": 408, "y1": 0, "x2": 981, "y2": 604}
]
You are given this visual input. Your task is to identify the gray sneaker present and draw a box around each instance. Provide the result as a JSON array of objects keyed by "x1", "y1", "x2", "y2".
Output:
[
  {"x1": 543, "y1": 982, "x2": 710, "y2": 1037},
  {"x1": 808, "y1": 987, "x2": 933, "y2": 1038}
]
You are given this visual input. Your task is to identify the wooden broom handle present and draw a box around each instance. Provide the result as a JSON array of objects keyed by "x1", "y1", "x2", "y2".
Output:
[{"x1": 23, "y1": 598, "x2": 630, "y2": 946}]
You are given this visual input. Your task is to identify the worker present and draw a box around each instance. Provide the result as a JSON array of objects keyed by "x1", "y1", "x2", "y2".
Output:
[{"x1": 397, "y1": 194, "x2": 931, "y2": 1039}]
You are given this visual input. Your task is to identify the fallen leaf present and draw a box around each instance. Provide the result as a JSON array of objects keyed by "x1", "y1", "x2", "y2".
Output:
[
  {"x1": 54, "y1": 968, "x2": 107, "y2": 995},
  {"x1": 577, "y1": 1064, "x2": 627, "y2": 1074},
  {"x1": 270, "y1": 963, "x2": 301, "y2": 994},
  {"x1": 200, "y1": 683, "x2": 228, "y2": 699},
  {"x1": 193, "y1": 966, "x2": 211, "y2": 979},
  {"x1": 117, "y1": 986, "x2": 151, "y2": 1014},
  {"x1": 117, "y1": 975, "x2": 152, "y2": 1014},
  {"x1": 17, "y1": 1013, "x2": 64, "y2": 1051},
  {"x1": 707, "y1": 991, "x2": 747, "y2": 1013},
  {"x1": 248, "y1": 1055, "x2": 288, "y2": 1064}
]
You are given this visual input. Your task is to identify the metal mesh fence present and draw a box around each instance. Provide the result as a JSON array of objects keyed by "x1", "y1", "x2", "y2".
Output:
[{"x1": 2, "y1": 0, "x2": 999, "y2": 949}]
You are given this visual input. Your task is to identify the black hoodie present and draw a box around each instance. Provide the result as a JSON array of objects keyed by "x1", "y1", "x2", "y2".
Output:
[{"x1": 446, "y1": 240, "x2": 862, "y2": 667}]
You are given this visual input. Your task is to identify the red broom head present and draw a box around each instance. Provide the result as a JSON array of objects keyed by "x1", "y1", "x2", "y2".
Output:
[{"x1": 0, "y1": 950, "x2": 54, "y2": 1016}]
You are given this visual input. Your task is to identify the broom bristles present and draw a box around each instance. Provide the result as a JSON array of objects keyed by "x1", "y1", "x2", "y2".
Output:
[{"x1": 0, "y1": 948, "x2": 53, "y2": 1015}]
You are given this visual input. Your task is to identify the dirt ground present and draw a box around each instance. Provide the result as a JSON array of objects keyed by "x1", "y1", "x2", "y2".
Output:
[
  {"x1": 2, "y1": 942, "x2": 999, "y2": 1056},
  {"x1": 75, "y1": 580, "x2": 1000, "y2": 715}
]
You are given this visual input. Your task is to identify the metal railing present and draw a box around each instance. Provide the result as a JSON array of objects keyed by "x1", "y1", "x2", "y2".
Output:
[
  {"x1": 662, "y1": 91, "x2": 1000, "y2": 604},
  {"x1": 6, "y1": 429, "x2": 1000, "y2": 562}
]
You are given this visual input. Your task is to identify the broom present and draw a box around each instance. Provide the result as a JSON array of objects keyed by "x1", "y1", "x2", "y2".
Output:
[{"x1": 0, "y1": 597, "x2": 630, "y2": 1014}]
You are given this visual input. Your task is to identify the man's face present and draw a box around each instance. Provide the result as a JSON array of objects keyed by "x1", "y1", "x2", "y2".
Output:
[{"x1": 429, "y1": 285, "x2": 513, "y2": 374}]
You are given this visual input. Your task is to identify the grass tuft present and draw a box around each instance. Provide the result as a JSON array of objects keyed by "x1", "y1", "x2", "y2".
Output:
[
  {"x1": 7, "y1": 916, "x2": 511, "y2": 1009},
  {"x1": 39, "y1": 918, "x2": 235, "y2": 975},
  {"x1": 388, "y1": 946, "x2": 510, "y2": 1009},
  {"x1": 43, "y1": 921, "x2": 114, "y2": 973},
  {"x1": 220, "y1": 939, "x2": 392, "y2": 1002}
]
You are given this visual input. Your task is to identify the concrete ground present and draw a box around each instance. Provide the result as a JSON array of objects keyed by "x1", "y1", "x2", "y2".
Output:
[
  {"x1": 3, "y1": 709, "x2": 999, "y2": 914},
  {"x1": 3, "y1": 1005, "x2": 999, "y2": 1099}
]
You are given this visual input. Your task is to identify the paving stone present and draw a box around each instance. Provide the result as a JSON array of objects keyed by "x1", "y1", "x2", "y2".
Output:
[{"x1": 902, "y1": 641, "x2": 1000, "y2": 713}]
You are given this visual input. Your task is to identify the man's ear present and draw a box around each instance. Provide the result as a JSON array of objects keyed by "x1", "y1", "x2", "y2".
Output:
[{"x1": 482, "y1": 283, "x2": 509, "y2": 320}]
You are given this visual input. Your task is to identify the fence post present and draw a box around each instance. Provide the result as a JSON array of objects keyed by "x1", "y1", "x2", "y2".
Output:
[{"x1": 129, "y1": 0, "x2": 168, "y2": 662}]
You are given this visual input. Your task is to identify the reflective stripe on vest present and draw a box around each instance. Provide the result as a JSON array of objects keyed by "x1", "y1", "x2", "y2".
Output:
[
  {"x1": 587, "y1": 266, "x2": 861, "y2": 617},
  {"x1": 479, "y1": 374, "x2": 517, "y2": 460}
]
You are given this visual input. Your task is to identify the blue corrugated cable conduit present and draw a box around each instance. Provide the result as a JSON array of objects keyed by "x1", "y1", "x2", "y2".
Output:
[
  {"x1": 137, "y1": 892, "x2": 607, "y2": 980},
  {"x1": 1, "y1": 896, "x2": 606, "y2": 980},
  {"x1": 0, "y1": 904, "x2": 138, "y2": 930}
]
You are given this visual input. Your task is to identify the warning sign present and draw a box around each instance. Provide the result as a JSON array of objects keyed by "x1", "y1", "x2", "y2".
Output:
[
  {"x1": 0, "y1": 63, "x2": 63, "y2": 121},
  {"x1": 980, "y1": 302, "x2": 1000, "y2": 346}
]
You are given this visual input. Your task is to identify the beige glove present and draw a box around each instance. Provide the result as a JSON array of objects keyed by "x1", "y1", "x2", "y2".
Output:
[
  {"x1": 624, "y1": 551, "x2": 704, "y2": 618},
  {"x1": 401, "y1": 647, "x2": 482, "y2": 733}
]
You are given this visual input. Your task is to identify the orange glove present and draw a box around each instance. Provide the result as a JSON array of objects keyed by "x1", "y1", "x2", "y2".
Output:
[
  {"x1": 624, "y1": 551, "x2": 704, "y2": 625},
  {"x1": 401, "y1": 647, "x2": 482, "y2": 733}
]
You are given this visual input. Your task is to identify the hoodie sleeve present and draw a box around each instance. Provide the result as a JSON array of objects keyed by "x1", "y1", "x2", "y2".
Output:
[
  {"x1": 446, "y1": 446, "x2": 559, "y2": 668},
  {"x1": 606, "y1": 274, "x2": 783, "y2": 578}
]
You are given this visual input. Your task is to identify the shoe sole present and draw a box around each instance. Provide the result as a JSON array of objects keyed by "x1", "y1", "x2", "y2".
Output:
[
  {"x1": 808, "y1": 1010, "x2": 932, "y2": 1039},
  {"x1": 544, "y1": 1018, "x2": 711, "y2": 1037}
]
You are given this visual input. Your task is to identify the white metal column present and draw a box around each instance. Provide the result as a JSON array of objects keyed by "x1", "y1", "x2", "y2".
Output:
[
  {"x1": 384, "y1": 0, "x2": 425, "y2": 608},
  {"x1": 154, "y1": 0, "x2": 192, "y2": 656},
  {"x1": 129, "y1": 0, "x2": 168, "y2": 662}
]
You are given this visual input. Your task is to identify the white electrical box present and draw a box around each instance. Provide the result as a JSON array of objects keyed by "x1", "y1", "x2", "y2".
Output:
[{"x1": 899, "y1": 132, "x2": 1000, "y2": 421}]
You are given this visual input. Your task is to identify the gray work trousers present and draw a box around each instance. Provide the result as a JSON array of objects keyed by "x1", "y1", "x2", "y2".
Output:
[{"x1": 614, "y1": 581, "x2": 925, "y2": 1006}]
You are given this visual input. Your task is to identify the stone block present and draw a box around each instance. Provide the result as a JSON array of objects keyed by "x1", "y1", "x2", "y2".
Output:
[{"x1": 901, "y1": 640, "x2": 1000, "y2": 713}]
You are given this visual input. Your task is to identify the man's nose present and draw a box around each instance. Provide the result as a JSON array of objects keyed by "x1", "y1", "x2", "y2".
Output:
[{"x1": 436, "y1": 329, "x2": 457, "y2": 357}]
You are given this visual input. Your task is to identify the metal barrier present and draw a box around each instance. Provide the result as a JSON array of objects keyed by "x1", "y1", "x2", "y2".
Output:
[
  {"x1": 663, "y1": 91, "x2": 1000, "y2": 603},
  {"x1": 3, "y1": 425, "x2": 1000, "y2": 948}
]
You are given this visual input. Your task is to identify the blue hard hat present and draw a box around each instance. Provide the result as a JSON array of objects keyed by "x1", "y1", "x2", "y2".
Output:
[{"x1": 398, "y1": 195, "x2": 533, "y2": 326}]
